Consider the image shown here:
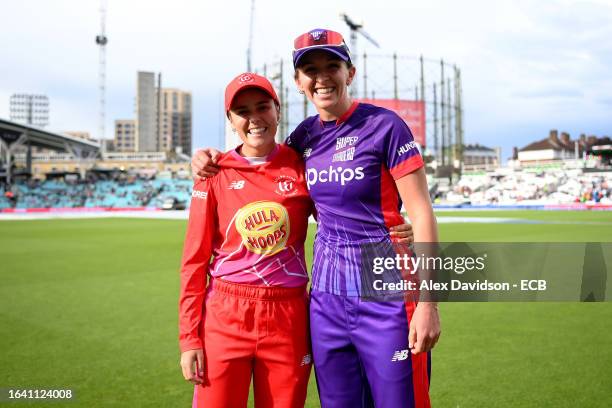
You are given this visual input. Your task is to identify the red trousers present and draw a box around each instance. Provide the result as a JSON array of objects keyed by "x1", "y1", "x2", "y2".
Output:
[{"x1": 193, "y1": 279, "x2": 312, "y2": 408}]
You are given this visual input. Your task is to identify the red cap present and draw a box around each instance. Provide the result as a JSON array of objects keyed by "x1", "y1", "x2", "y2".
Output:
[{"x1": 224, "y1": 72, "x2": 280, "y2": 113}]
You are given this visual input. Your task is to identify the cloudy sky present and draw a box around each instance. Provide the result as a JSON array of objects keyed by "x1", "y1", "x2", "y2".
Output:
[{"x1": 1, "y1": 0, "x2": 610, "y2": 161}]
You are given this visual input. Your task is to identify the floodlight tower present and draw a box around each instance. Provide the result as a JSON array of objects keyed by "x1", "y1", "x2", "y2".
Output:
[
  {"x1": 340, "y1": 13, "x2": 380, "y2": 97},
  {"x1": 247, "y1": 0, "x2": 255, "y2": 71},
  {"x1": 95, "y1": 0, "x2": 108, "y2": 155}
]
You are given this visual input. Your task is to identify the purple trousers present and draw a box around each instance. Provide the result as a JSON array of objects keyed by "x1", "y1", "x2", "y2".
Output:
[{"x1": 310, "y1": 290, "x2": 431, "y2": 408}]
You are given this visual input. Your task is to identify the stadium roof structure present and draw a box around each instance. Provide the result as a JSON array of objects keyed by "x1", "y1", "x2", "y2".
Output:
[
  {"x1": 588, "y1": 137, "x2": 612, "y2": 164},
  {"x1": 0, "y1": 117, "x2": 100, "y2": 183},
  {"x1": 521, "y1": 133, "x2": 611, "y2": 154},
  {"x1": 520, "y1": 130, "x2": 588, "y2": 154},
  {"x1": 0, "y1": 118, "x2": 99, "y2": 152},
  {"x1": 520, "y1": 138, "x2": 576, "y2": 153},
  {"x1": 463, "y1": 143, "x2": 495, "y2": 152},
  {"x1": 589, "y1": 137, "x2": 612, "y2": 152}
]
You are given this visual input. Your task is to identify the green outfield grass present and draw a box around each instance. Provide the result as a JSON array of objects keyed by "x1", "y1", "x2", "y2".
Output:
[
  {"x1": 1, "y1": 211, "x2": 611, "y2": 407},
  {"x1": 435, "y1": 209, "x2": 612, "y2": 224}
]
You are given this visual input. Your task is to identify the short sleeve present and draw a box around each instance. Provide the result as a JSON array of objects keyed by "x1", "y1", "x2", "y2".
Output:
[
  {"x1": 383, "y1": 113, "x2": 424, "y2": 180},
  {"x1": 285, "y1": 120, "x2": 308, "y2": 154}
]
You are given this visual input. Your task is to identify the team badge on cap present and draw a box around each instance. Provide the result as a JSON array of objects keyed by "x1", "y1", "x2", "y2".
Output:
[
  {"x1": 224, "y1": 72, "x2": 279, "y2": 113},
  {"x1": 239, "y1": 74, "x2": 254, "y2": 83},
  {"x1": 310, "y1": 29, "x2": 326, "y2": 42},
  {"x1": 293, "y1": 28, "x2": 352, "y2": 68}
]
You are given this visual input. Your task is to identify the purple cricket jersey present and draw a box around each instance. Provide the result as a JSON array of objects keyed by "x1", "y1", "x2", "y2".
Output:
[{"x1": 286, "y1": 102, "x2": 424, "y2": 296}]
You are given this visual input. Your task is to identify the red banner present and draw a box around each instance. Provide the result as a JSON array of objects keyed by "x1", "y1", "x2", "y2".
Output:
[{"x1": 357, "y1": 99, "x2": 426, "y2": 147}]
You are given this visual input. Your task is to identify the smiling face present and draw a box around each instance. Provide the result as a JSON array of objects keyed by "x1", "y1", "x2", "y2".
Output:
[
  {"x1": 228, "y1": 88, "x2": 280, "y2": 157},
  {"x1": 294, "y1": 50, "x2": 356, "y2": 121}
]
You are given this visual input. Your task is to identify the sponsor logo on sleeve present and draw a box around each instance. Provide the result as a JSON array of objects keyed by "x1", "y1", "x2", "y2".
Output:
[
  {"x1": 397, "y1": 141, "x2": 418, "y2": 157},
  {"x1": 192, "y1": 190, "x2": 208, "y2": 199},
  {"x1": 235, "y1": 201, "x2": 290, "y2": 255}
]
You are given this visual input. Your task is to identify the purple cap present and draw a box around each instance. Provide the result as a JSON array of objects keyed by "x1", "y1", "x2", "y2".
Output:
[{"x1": 292, "y1": 28, "x2": 352, "y2": 68}]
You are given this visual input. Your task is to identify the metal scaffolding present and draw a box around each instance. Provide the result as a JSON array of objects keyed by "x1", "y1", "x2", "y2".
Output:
[{"x1": 255, "y1": 54, "x2": 463, "y2": 169}]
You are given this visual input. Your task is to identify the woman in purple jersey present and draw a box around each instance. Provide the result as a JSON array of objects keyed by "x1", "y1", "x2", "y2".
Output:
[
  {"x1": 289, "y1": 30, "x2": 439, "y2": 408},
  {"x1": 192, "y1": 29, "x2": 438, "y2": 408}
]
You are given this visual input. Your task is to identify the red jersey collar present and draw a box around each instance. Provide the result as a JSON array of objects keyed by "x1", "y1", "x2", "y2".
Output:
[
  {"x1": 228, "y1": 143, "x2": 280, "y2": 165},
  {"x1": 318, "y1": 101, "x2": 360, "y2": 127}
]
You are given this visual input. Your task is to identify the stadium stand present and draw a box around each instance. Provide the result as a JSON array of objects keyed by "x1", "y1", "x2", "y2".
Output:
[
  {"x1": 0, "y1": 176, "x2": 192, "y2": 210},
  {"x1": 1, "y1": 168, "x2": 610, "y2": 210},
  {"x1": 442, "y1": 168, "x2": 611, "y2": 205}
]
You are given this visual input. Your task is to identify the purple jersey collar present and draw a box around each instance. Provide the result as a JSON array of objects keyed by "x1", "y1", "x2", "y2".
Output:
[{"x1": 318, "y1": 101, "x2": 360, "y2": 127}]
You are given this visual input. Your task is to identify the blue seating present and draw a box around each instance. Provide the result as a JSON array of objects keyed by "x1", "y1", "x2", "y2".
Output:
[{"x1": 1, "y1": 177, "x2": 194, "y2": 209}]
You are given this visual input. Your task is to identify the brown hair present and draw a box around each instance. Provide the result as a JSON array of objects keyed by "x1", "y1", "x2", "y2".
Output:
[{"x1": 294, "y1": 57, "x2": 354, "y2": 79}]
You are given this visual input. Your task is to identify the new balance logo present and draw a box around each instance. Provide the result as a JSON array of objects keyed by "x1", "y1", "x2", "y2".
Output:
[
  {"x1": 191, "y1": 190, "x2": 208, "y2": 200},
  {"x1": 228, "y1": 180, "x2": 245, "y2": 190},
  {"x1": 303, "y1": 148, "x2": 312, "y2": 158},
  {"x1": 391, "y1": 349, "x2": 409, "y2": 362},
  {"x1": 300, "y1": 354, "x2": 312, "y2": 366}
]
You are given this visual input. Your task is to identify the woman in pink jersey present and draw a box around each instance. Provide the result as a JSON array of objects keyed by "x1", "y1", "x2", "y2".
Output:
[
  {"x1": 179, "y1": 73, "x2": 313, "y2": 407},
  {"x1": 192, "y1": 29, "x2": 440, "y2": 408}
]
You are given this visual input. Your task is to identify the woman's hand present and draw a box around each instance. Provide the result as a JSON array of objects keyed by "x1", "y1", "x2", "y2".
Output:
[
  {"x1": 408, "y1": 303, "x2": 441, "y2": 354},
  {"x1": 191, "y1": 148, "x2": 222, "y2": 179},
  {"x1": 180, "y1": 348, "x2": 204, "y2": 385},
  {"x1": 389, "y1": 222, "x2": 414, "y2": 244},
  {"x1": 394, "y1": 168, "x2": 440, "y2": 355}
]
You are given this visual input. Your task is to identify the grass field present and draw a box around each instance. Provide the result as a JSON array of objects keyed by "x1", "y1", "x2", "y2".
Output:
[{"x1": 1, "y1": 211, "x2": 611, "y2": 407}]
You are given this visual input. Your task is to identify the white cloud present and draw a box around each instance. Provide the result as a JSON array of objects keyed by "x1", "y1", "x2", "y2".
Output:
[{"x1": 0, "y1": 0, "x2": 610, "y2": 156}]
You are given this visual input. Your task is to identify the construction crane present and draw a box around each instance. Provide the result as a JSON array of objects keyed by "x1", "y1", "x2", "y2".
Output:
[
  {"x1": 95, "y1": 0, "x2": 108, "y2": 156},
  {"x1": 339, "y1": 13, "x2": 380, "y2": 98}
]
